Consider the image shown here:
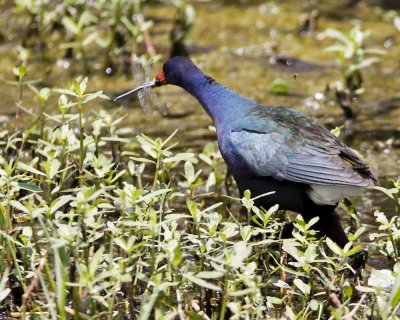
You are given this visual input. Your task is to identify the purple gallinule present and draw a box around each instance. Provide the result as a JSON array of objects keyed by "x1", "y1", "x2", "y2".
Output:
[{"x1": 118, "y1": 56, "x2": 378, "y2": 247}]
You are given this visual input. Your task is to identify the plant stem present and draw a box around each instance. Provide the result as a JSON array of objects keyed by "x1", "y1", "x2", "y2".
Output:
[
  {"x1": 152, "y1": 153, "x2": 161, "y2": 191},
  {"x1": 78, "y1": 99, "x2": 84, "y2": 186},
  {"x1": 219, "y1": 271, "x2": 229, "y2": 320},
  {"x1": 389, "y1": 233, "x2": 398, "y2": 260},
  {"x1": 16, "y1": 77, "x2": 23, "y2": 119}
]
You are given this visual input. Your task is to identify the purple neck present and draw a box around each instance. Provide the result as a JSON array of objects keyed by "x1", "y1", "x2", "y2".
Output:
[{"x1": 175, "y1": 71, "x2": 255, "y2": 127}]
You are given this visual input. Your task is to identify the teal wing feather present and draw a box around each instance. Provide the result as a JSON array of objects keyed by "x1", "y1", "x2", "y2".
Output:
[{"x1": 228, "y1": 106, "x2": 377, "y2": 186}]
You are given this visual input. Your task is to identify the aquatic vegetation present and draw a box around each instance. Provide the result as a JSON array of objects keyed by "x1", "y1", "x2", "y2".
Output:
[
  {"x1": 0, "y1": 1, "x2": 400, "y2": 319},
  {"x1": 320, "y1": 25, "x2": 386, "y2": 119},
  {"x1": 0, "y1": 77, "x2": 399, "y2": 318},
  {"x1": 394, "y1": 16, "x2": 400, "y2": 33},
  {"x1": 269, "y1": 77, "x2": 289, "y2": 96},
  {"x1": 2, "y1": 0, "x2": 191, "y2": 74},
  {"x1": 170, "y1": 2, "x2": 196, "y2": 57}
]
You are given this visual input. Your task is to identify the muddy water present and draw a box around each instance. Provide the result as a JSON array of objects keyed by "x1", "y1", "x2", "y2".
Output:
[{"x1": 0, "y1": 1, "x2": 399, "y2": 250}]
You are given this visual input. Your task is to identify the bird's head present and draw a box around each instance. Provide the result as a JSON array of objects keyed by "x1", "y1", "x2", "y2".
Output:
[
  {"x1": 114, "y1": 56, "x2": 201, "y2": 101},
  {"x1": 155, "y1": 56, "x2": 200, "y2": 87}
]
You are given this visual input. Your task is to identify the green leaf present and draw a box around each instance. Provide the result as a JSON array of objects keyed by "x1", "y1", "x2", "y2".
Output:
[
  {"x1": 324, "y1": 44, "x2": 347, "y2": 53},
  {"x1": 82, "y1": 32, "x2": 98, "y2": 47},
  {"x1": 206, "y1": 171, "x2": 216, "y2": 193},
  {"x1": 138, "y1": 285, "x2": 159, "y2": 320},
  {"x1": 186, "y1": 199, "x2": 200, "y2": 224},
  {"x1": 306, "y1": 216, "x2": 319, "y2": 229},
  {"x1": 15, "y1": 64, "x2": 28, "y2": 79},
  {"x1": 309, "y1": 299, "x2": 320, "y2": 311},
  {"x1": 282, "y1": 240, "x2": 301, "y2": 262},
  {"x1": 346, "y1": 57, "x2": 380, "y2": 76},
  {"x1": 89, "y1": 246, "x2": 105, "y2": 274},
  {"x1": 50, "y1": 196, "x2": 73, "y2": 215},
  {"x1": 343, "y1": 285, "x2": 353, "y2": 298},
  {"x1": 230, "y1": 241, "x2": 252, "y2": 269},
  {"x1": 389, "y1": 271, "x2": 400, "y2": 308},
  {"x1": 110, "y1": 169, "x2": 126, "y2": 183},
  {"x1": 294, "y1": 278, "x2": 310, "y2": 295},
  {"x1": 285, "y1": 306, "x2": 297, "y2": 320},
  {"x1": 355, "y1": 285, "x2": 376, "y2": 293},
  {"x1": 17, "y1": 162, "x2": 46, "y2": 176},
  {"x1": 129, "y1": 157, "x2": 155, "y2": 164},
  {"x1": 373, "y1": 186, "x2": 399, "y2": 199},
  {"x1": 53, "y1": 248, "x2": 67, "y2": 315},
  {"x1": 368, "y1": 269, "x2": 394, "y2": 288},
  {"x1": 344, "y1": 244, "x2": 362, "y2": 257},
  {"x1": 48, "y1": 159, "x2": 61, "y2": 179},
  {"x1": 136, "y1": 188, "x2": 171, "y2": 204},
  {"x1": 364, "y1": 48, "x2": 386, "y2": 55},
  {"x1": 138, "y1": 137, "x2": 157, "y2": 158},
  {"x1": 321, "y1": 28, "x2": 352, "y2": 46},
  {"x1": 18, "y1": 182, "x2": 43, "y2": 193},
  {"x1": 229, "y1": 288, "x2": 258, "y2": 297},
  {"x1": 77, "y1": 10, "x2": 97, "y2": 29},
  {"x1": 269, "y1": 78, "x2": 289, "y2": 96},
  {"x1": 101, "y1": 137, "x2": 130, "y2": 143},
  {"x1": 82, "y1": 90, "x2": 109, "y2": 103},
  {"x1": 161, "y1": 128, "x2": 179, "y2": 147},
  {"x1": 183, "y1": 272, "x2": 221, "y2": 291},
  {"x1": 184, "y1": 161, "x2": 195, "y2": 184},
  {"x1": 267, "y1": 296, "x2": 283, "y2": 305},
  {"x1": 163, "y1": 152, "x2": 196, "y2": 163},
  {"x1": 0, "y1": 267, "x2": 11, "y2": 302},
  {"x1": 10, "y1": 200, "x2": 29, "y2": 214},
  {"x1": 185, "y1": 311, "x2": 210, "y2": 320},
  {"x1": 202, "y1": 202, "x2": 223, "y2": 213},
  {"x1": 330, "y1": 125, "x2": 344, "y2": 137},
  {"x1": 59, "y1": 41, "x2": 80, "y2": 50},
  {"x1": 62, "y1": 16, "x2": 79, "y2": 34},
  {"x1": 326, "y1": 237, "x2": 342, "y2": 256},
  {"x1": 273, "y1": 280, "x2": 291, "y2": 289},
  {"x1": 395, "y1": 16, "x2": 400, "y2": 33},
  {"x1": 196, "y1": 271, "x2": 225, "y2": 279},
  {"x1": 350, "y1": 227, "x2": 365, "y2": 241},
  {"x1": 53, "y1": 88, "x2": 78, "y2": 97},
  {"x1": 79, "y1": 78, "x2": 88, "y2": 96}
]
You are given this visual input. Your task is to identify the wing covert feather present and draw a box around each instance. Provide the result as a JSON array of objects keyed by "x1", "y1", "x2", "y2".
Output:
[{"x1": 228, "y1": 107, "x2": 377, "y2": 186}]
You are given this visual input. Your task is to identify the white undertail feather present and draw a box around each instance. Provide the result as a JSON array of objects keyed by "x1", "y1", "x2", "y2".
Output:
[{"x1": 307, "y1": 184, "x2": 366, "y2": 205}]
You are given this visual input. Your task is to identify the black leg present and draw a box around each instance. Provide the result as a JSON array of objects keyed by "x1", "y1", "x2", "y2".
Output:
[{"x1": 302, "y1": 207, "x2": 349, "y2": 248}]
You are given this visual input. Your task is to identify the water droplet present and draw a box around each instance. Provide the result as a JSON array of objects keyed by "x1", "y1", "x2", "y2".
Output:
[
  {"x1": 269, "y1": 29, "x2": 278, "y2": 37},
  {"x1": 384, "y1": 38, "x2": 393, "y2": 48},
  {"x1": 57, "y1": 59, "x2": 70, "y2": 69},
  {"x1": 304, "y1": 97, "x2": 321, "y2": 110}
]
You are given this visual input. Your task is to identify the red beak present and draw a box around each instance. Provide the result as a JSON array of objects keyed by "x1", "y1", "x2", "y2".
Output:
[{"x1": 155, "y1": 70, "x2": 167, "y2": 86}]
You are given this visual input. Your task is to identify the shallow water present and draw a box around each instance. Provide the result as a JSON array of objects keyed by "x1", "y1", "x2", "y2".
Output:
[{"x1": 0, "y1": 0, "x2": 399, "y2": 262}]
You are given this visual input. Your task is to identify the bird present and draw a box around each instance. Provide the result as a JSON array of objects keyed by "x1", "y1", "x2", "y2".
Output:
[{"x1": 120, "y1": 56, "x2": 378, "y2": 247}]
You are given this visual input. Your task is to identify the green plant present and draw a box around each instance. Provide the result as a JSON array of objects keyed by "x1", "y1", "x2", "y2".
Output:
[
  {"x1": 269, "y1": 78, "x2": 289, "y2": 96},
  {"x1": 1, "y1": 46, "x2": 38, "y2": 119},
  {"x1": 394, "y1": 16, "x2": 400, "y2": 33},
  {"x1": 170, "y1": 1, "x2": 196, "y2": 57},
  {"x1": 61, "y1": 10, "x2": 98, "y2": 74},
  {"x1": 321, "y1": 25, "x2": 385, "y2": 118},
  {"x1": 54, "y1": 77, "x2": 108, "y2": 184},
  {"x1": 1, "y1": 67, "x2": 400, "y2": 320},
  {"x1": 5, "y1": 0, "x2": 163, "y2": 76},
  {"x1": 371, "y1": 180, "x2": 400, "y2": 261}
]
